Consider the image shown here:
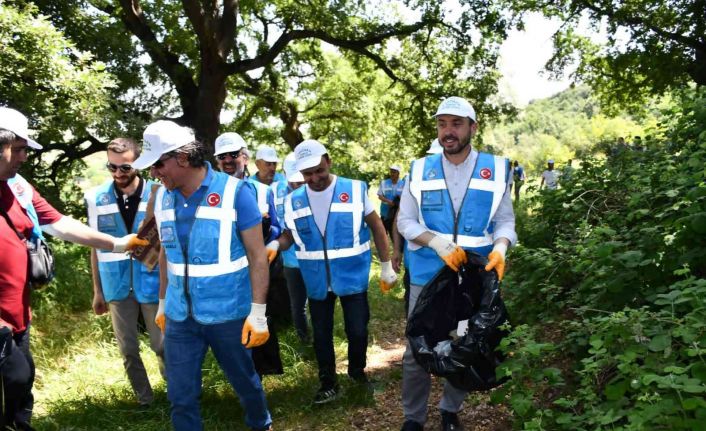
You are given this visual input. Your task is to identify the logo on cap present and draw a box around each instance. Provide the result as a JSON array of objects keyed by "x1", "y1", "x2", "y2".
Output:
[
  {"x1": 339, "y1": 192, "x2": 350, "y2": 203},
  {"x1": 480, "y1": 168, "x2": 492, "y2": 179},
  {"x1": 207, "y1": 193, "x2": 221, "y2": 207},
  {"x1": 298, "y1": 149, "x2": 312, "y2": 158},
  {"x1": 442, "y1": 99, "x2": 461, "y2": 109}
]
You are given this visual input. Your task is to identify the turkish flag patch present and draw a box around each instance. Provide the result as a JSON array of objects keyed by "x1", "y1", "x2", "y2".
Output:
[
  {"x1": 480, "y1": 168, "x2": 492, "y2": 179},
  {"x1": 207, "y1": 192, "x2": 221, "y2": 207},
  {"x1": 339, "y1": 192, "x2": 350, "y2": 203}
]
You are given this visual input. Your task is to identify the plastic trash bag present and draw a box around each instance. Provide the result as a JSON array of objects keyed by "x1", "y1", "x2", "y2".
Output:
[{"x1": 406, "y1": 251, "x2": 509, "y2": 391}]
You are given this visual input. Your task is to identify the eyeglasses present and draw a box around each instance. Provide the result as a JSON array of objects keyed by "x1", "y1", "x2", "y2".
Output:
[
  {"x1": 152, "y1": 154, "x2": 174, "y2": 169},
  {"x1": 216, "y1": 151, "x2": 240, "y2": 161},
  {"x1": 106, "y1": 163, "x2": 134, "y2": 173}
]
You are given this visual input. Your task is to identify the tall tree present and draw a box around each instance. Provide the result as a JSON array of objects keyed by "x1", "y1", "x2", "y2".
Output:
[
  {"x1": 488, "y1": 0, "x2": 706, "y2": 109},
  {"x1": 21, "y1": 0, "x2": 511, "y2": 156}
]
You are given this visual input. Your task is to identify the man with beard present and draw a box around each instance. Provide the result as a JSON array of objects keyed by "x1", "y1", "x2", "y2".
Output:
[
  {"x1": 396, "y1": 97, "x2": 516, "y2": 431},
  {"x1": 267, "y1": 140, "x2": 398, "y2": 404},
  {"x1": 85, "y1": 137, "x2": 165, "y2": 407}
]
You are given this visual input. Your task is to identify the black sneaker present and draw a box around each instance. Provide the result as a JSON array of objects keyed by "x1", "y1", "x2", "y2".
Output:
[
  {"x1": 440, "y1": 410, "x2": 463, "y2": 431},
  {"x1": 313, "y1": 385, "x2": 340, "y2": 404},
  {"x1": 400, "y1": 419, "x2": 424, "y2": 431}
]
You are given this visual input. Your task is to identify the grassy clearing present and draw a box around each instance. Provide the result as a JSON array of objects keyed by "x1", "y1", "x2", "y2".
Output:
[{"x1": 29, "y1": 251, "x2": 408, "y2": 430}]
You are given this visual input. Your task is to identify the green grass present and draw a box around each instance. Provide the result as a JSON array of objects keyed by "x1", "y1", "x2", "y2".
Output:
[{"x1": 29, "y1": 246, "x2": 407, "y2": 430}]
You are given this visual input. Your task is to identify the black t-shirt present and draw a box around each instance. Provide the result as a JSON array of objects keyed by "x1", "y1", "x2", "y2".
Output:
[{"x1": 115, "y1": 177, "x2": 144, "y2": 231}]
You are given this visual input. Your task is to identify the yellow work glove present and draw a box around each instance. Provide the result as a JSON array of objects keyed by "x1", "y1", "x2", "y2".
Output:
[
  {"x1": 428, "y1": 236, "x2": 467, "y2": 271},
  {"x1": 242, "y1": 303, "x2": 269, "y2": 348},
  {"x1": 155, "y1": 298, "x2": 166, "y2": 333},
  {"x1": 485, "y1": 242, "x2": 508, "y2": 281},
  {"x1": 266, "y1": 240, "x2": 280, "y2": 264},
  {"x1": 379, "y1": 260, "x2": 398, "y2": 293},
  {"x1": 113, "y1": 233, "x2": 149, "y2": 253}
]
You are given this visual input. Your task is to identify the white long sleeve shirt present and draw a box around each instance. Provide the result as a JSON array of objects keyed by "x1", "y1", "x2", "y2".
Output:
[{"x1": 397, "y1": 149, "x2": 517, "y2": 250}]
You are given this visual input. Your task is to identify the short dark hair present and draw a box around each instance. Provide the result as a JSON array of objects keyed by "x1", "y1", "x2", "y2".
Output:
[
  {"x1": 107, "y1": 137, "x2": 140, "y2": 157},
  {"x1": 174, "y1": 140, "x2": 207, "y2": 168},
  {"x1": 0, "y1": 129, "x2": 20, "y2": 148}
]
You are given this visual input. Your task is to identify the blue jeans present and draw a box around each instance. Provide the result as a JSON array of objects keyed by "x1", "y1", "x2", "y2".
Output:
[
  {"x1": 164, "y1": 316, "x2": 272, "y2": 431},
  {"x1": 308, "y1": 291, "x2": 370, "y2": 388}
]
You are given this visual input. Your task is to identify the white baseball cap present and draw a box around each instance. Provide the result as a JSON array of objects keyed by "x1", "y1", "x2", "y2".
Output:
[
  {"x1": 294, "y1": 139, "x2": 327, "y2": 172},
  {"x1": 256, "y1": 146, "x2": 280, "y2": 163},
  {"x1": 132, "y1": 120, "x2": 195, "y2": 169},
  {"x1": 390, "y1": 165, "x2": 401, "y2": 172},
  {"x1": 427, "y1": 138, "x2": 443, "y2": 154},
  {"x1": 214, "y1": 132, "x2": 246, "y2": 156},
  {"x1": 433, "y1": 97, "x2": 477, "y2": 122},
  {"x1": 0, "y1": 107, "x2": 42, "y2": 149},
  {"x1": 283, "y1": 152, "x2": 304, "y2": 183}
]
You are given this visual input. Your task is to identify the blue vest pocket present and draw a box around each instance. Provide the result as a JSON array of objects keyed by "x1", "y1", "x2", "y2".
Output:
[
  {"x1": 294, "y1": 217, "x2": 312, "y2": 235},
  {"x1": 98, "y1": 214, "x2": 117, "y2": 230},
  {"x1": 422, "y1": 190, "x2": 444, "y2": 211}
]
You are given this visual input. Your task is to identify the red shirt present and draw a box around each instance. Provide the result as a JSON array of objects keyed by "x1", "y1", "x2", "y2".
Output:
[{"x1": 0, "y1": 180, "x2": 63, "y2": 333}]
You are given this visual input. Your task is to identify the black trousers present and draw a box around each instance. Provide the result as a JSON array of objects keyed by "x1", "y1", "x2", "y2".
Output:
[{"x1": 1, "y1": 325, "x2": 34, "y2": 430}]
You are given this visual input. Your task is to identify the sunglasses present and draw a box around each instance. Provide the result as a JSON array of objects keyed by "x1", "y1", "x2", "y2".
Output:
[
  {"x1": 216, "y1": 151, "x2": 240, "y2": 161},
  {"x1": 152, "y1": 154, "x2": 175, "y2": 169},
  {"x1": 106, "y1": 163, "x2": 134, "y2": 173}
]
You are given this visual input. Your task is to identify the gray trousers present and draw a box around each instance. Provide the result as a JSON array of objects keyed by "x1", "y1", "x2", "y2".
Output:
[
  {"x1": 402, "y1": 283, "x2": 467, "y2": 424},
  {"x1": 110, "y1": 293, "x2": 165, "y2": 405}
]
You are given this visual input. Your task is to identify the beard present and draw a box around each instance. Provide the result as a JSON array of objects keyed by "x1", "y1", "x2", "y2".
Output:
[
  {"x1": 114, "y1": 170, "x2": 138, "y2": 190},
  {"x1": 441, "y1": 134, "x2": 471, "y2": 155}
]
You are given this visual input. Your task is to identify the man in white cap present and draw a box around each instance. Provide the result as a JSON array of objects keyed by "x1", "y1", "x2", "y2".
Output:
[
  {"x1": 135, "y1": 121, "x2": 273, "y2": 431},
  {"x1": 214, "y1": 132, "x2": 284, "y2": 377},
  {"x1": 377, "y1": 165, "x2": 405, "y2": 237},
  {"x1": 541, "y1": 159, "x2": 558, "y2": 190},
  {"x1": 85, "y1": 137, "x2": 165, "y2": 407},
  {"x1": 251, "y1": 146, "x2": 286, "y2": 186},
  {"x1": 266, "y1": 139, "x2": 398, "y2": 404},
  {"x1": 396, "y1": 97, "x2": 516, "y2": 431},
  {"x1": 270, "y1": 153, "x2": 310, "y2": 343},
  {"x1": 0, "y1": 107, "x2": 145, "y2": 430}
]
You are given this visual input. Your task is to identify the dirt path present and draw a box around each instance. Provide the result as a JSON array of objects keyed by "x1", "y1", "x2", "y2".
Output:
[{"x1": 340, "y1": 320, "x2": 513, "y2": 430}]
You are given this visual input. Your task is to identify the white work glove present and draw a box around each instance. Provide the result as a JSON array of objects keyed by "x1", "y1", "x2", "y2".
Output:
[
  {"x1": 485, "y1": 242, "x2": 508, "y2": 281},
  {"x1": 428, "y1": 235, "x2": 467, "y2": 271},
  {"x1": 266, "y1": 240, "x2": 280, "y2": 264},
  {"x1": 112, "y1": 233, "x2": 148, "y2": 253},
  {"x1": 242, "y1": 303, "x2": 269, "y2": 348},
  {"x1": 155, "y1": 299, "x2": 166, "y2": 333},
  {"x1": 379, "y1": 261, "x2": 398, "y2": 293}
]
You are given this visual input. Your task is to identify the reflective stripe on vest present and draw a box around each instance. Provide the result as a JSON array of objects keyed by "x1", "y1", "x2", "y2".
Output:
[
  {"x1": 250, "y1": 180, "x2": 270, "y2": 214},
  {"x1": 407, "y1": 152, "x2": 509, "y2": 285},
  {"x1": 154, "y1": 170, "x2": 251, "y2": 324},
  {"x1": 284, "y1": 177, "x2": 371, "y2": 299},
  {"x1": 7, "y1": 174, "x2": 43, "y2": 240},
  {"x1": 85, "y1": 179, "x2": 160, "y2": 302}
]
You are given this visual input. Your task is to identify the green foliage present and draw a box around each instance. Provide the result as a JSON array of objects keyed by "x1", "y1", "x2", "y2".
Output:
[{"x1": 498, "y1": 88, "x2": 706, "y2": 429}]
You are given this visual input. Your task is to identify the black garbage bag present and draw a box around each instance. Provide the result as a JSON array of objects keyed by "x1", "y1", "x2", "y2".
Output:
[{"x1": 406, "y1": 252, "x2": 509, "y2": 391}]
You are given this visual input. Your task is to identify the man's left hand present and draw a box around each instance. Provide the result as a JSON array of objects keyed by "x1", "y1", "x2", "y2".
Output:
[
  {"x1": 113, "y1": 234, "x2": 148, "y2": 253},
  {"x1": 380, "y1": 261, "x2": 398, "y2": 293},
  {"x1": 266, "y1": 240, "x2": 280, "y2": 264},
  {"x1": 242, "y1": 303, "x2": 269, "y2": 348},
  {"x1": 485, "y1": 242, "x2": 508, "y2": 281}
]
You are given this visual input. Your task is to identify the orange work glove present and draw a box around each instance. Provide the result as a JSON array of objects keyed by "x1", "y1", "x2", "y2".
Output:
[
  {"x1": 485, "y1": 242, "x2": 508, "y2": 281},
  {"x1": 242, "y1": 303, "x2": 269, "y2": 348},
  {"x1": 113, "y1": 234, "x2": 149, "y2": 253},
  {"x1": 379, "y1": 261, "x2": 398, "y2": 293},
  {"x1": 266, "y1": 240, "x2": 280, "y2": 264},
  {"x1": 428, "y1": 236, "x2": 467, "y2": 271},
  {"x1": 155, "y1": 299, "x2": 166, "y2": 333}
]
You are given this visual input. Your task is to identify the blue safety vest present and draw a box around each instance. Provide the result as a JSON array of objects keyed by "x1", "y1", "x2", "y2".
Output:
[
  {"x1": 154, "y1": 171, "x2": 252, "y2": 324},
  {"x1": 284, "y1": 177, "x2": 371, "y2": 300},
  {"x1": 7, "y1": 175, "x2": 43, "y2": 241},
  {"x1": 378, "y1": 177, "x2": 405, "y2": 219},
  {"x1": 407, "y1": 152, "x2": 510, "y2": 286},
  {"x1": 272, "y1": 180, "x2": 298, "y2": 268},
  {"x1": 84, "y1": 179, "x2": 160, "y2": 303}
]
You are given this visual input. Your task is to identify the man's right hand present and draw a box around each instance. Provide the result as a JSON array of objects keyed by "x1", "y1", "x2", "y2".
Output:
[
  {"x1": 92, "y1": 293, "x2": 108, "y2": 315},
  {"x1": 428, "y1": 236, "x2": 467, "y2": 271},
  {"x1": 155, "y1": 299, "x2": 166, "y2": 333},
  {"x1": 266, "y1": 240, "x2": 280, "y2": 264}
]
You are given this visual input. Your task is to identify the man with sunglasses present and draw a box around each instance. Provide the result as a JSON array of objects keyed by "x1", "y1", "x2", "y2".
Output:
[
  {"x1": 135, "y1": 121, "x2": 272, "y2": 431},
  {"x1": 84, "y1": 137, "x2": 164, "y2": 407}
]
